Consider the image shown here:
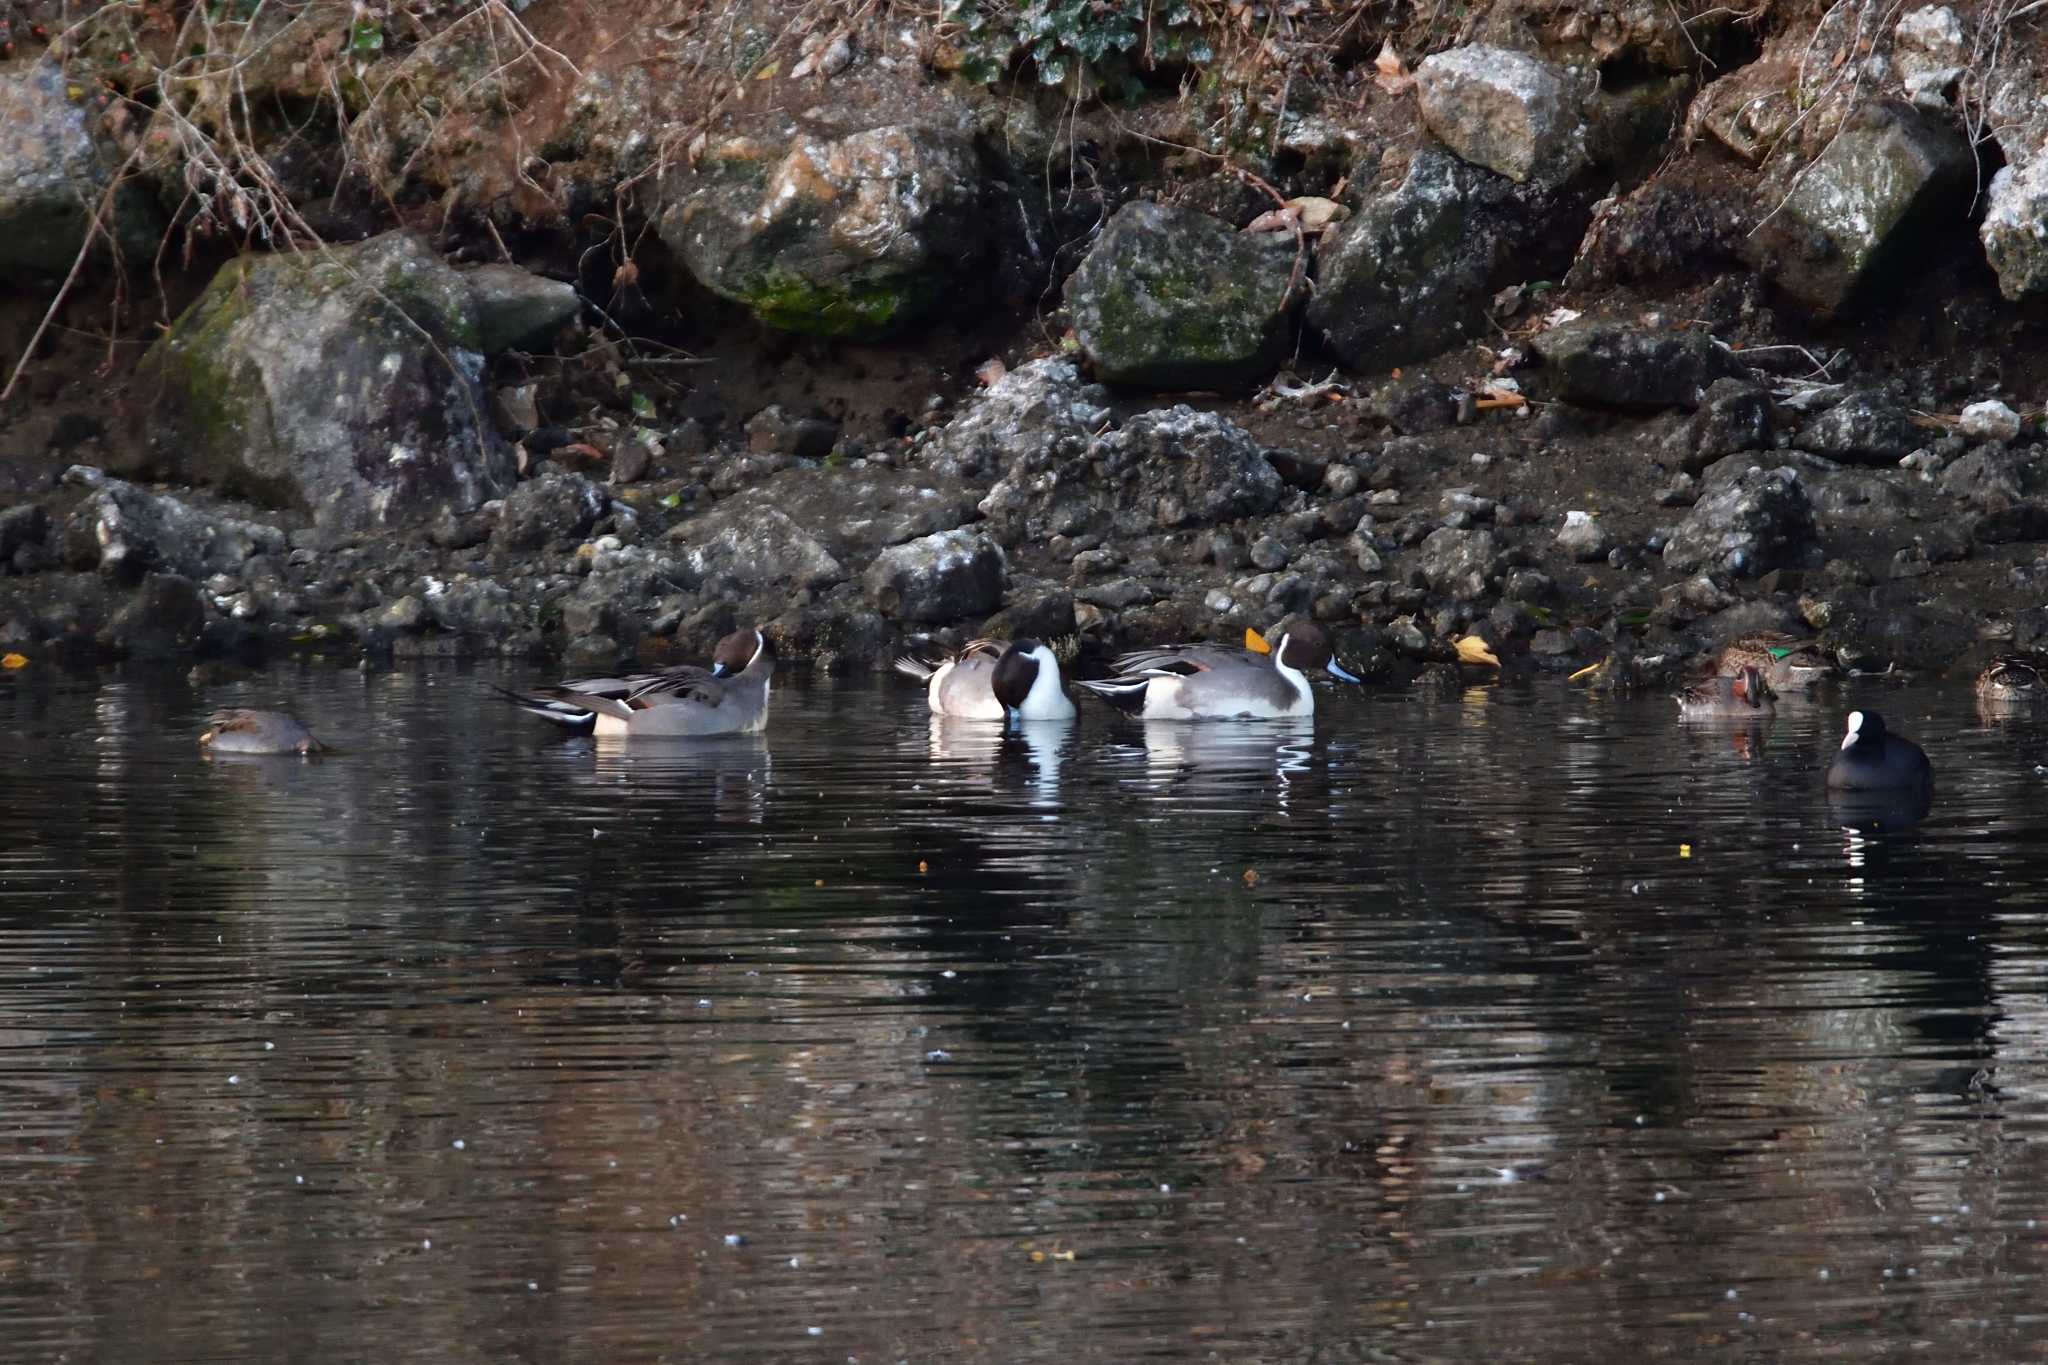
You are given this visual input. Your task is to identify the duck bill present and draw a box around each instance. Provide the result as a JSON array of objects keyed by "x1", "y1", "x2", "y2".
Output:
[
  {"x1": 1243, "y1": 627, "x2": 1272, "y2": 655},
  {"x1": 1326, "y1": 659, "x2": 1362, "y2": 684}
]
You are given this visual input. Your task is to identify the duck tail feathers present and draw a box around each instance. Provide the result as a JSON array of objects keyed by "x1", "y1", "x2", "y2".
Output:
[
  {"x1": 486, "y1": 683, "x2": 600, "y2": 732},
  {"x1": 1075, "y1": 676, "x2": 1150, "y2": 714},
  {"x1": 893, "y1": 655, "x2": 940, "y2": 682}
]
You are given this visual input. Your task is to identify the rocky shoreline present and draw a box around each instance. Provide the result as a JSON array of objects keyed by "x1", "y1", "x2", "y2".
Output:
[{"x1": 6, "y1": 1, "x2": 2048, "y2": 687}]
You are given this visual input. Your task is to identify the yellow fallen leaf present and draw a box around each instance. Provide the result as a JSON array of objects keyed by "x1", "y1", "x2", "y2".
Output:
[
  {"x1": 1052, "y1": 1250, "x2": 1076, "y2": 1261},
  {"x1": 1567, "y1": 660, "x2": 1603, "y2": 683},
  {"x1": 1, "y1": 653, "x2": 25, "y2": 670},
  {"x1": 1243, "y1": 868, "x2": 1260, "y2": 888},
  {"x1": 1244, "y1": 627, "x2": 1271, "y2": 655},
  {"x1": 1454, "y1": 635, "x2": 1501, "y2": 668},
  {"x1": 814, "y1": 878, "x2": 825, "y2": 888},
  {"x1": 1679, "y1": 844, "x2": 1692, "y2": 859},
  {"x1": 918, "y1": 860, "x2": 928, "y2": 875},
  {"x1": 1030, "y1": 1250, "x2": 1046, "y2": 1263}
]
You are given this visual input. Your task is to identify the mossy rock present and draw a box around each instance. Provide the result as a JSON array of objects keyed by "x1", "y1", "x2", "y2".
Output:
[
  {"x1": 127, "y1": 231, "x2": 528, "y2": 531},
  {"x1": 657, "y1": 123, "x2": 989, "y2": 341},
  {"x1": 1066, "y1": 200, "x2": 1304, "y2": 393}
]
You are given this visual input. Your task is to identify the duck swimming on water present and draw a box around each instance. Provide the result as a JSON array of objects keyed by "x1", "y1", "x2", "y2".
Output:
[
  {"x1": 1826, "y1": 710, "x2": 1932, "y2": 792},
  {"x1": 1076, "y1": 621, "x2": 1359, "y2": 720},
  {"x1": 500, "y1": 628, "x2": 775, "y2": 738},
  {"x1": 199, "y1": 709, "x2": 325, "y2": 755},
  {"x1": 894, "y1": 638, "x2": 1075, "y2": 721}
]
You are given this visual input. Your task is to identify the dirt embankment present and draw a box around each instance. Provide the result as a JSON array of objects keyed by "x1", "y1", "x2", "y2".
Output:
[{"x1": 4, "y1": 0, "x2": 2048, "y2": 684}]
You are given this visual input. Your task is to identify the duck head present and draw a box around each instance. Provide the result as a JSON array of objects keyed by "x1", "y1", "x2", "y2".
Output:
[
  {"x1": 710, "y1": 627, "x2": 773, "y2": 677},
  {"x1": 1841, "y1": 709, "x2": 1886, "y2": 751},
  {"x1": 1734, "y1": 665, "x2": 1772, "y2": 707},
  {"x1": 992, "y1": 638, "x2": 1050, "y2": 711},
  {"x1": 1258, "y1": 620, "x2": 1362, "y2": 683}
]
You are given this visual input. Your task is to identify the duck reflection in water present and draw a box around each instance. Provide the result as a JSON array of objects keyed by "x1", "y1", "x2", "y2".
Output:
[
  {"x1": 925, "y1": 714, "x2": 1071, "y2": 811},
  {"x1": 1139, "y1": 718, "x2": 1315, "y2": 815},
  {"x1": 581, "y1": 733, "x2": 773, "y2": 825}
]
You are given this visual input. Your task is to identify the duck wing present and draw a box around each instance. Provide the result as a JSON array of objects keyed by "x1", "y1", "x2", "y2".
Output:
[{"x1": 1109, "y1": 644, "x2": 1238, "y2": 678}]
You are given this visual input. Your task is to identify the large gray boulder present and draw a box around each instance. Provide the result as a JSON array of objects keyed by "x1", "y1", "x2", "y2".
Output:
[
  {"x1": 1795, "y1": 390, "x2": 1920, "y2": 465},
  {"x1": 1307, "y1": 150, "x2": 1528, "y2": 370},
  {"x1": 1066, "y1": 200, "x2": 1304, "y2": 391},
  {"x1": 668, "y1": 504, "x2": 846, "y2": 596},
  {"x1": 1983, "y1": 154, "x2": 2048, "y2": 300},
  {"x1": 1745, "y1": 100, "x2": 1972, "y2": 316},
  {"x1": 0, "y1": 61, "x2": 160, "y2": 276},
  {"x1": 1533, "y1": 320, "x2": 1742, "y2": 410},
  {"x1": 127, "y1": 232, "x2": 574, "y2": 531},
  {"x1": 921, "y1": 359, "x2": 1111, "y2": 483},
  {"x1": 657, "y1": 123, "x2": 987, "y2": 339},
  {"x1": 62, "y1": 466, "x2": 286, "y2": 583},
  {"x1": 1412, "y1": 528, "x2": 1501, "y2": 601},
  {"x1": 1662, "y1": 461, "x2": 1817, "y2": 576},
  {"x1": 978, "y1": 406, "x2": 1284, "y2": 543},
  {"x1": 863, "y1": 527, "x2": 1006, "y2": 623},
  {"x1": 1415, "y1": 45, "x2": 1587, "y2": 185}
]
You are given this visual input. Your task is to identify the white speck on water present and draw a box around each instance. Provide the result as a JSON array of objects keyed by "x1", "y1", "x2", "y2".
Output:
[
  {"x1": 422, "y1": 1239, "x2": 432, "y2": 1250},
  {"x1": 1160, "y1": 1183, "x2": 1171, "y2": 1193},
  {"x1": 528, "y1": 1282, "x2": 539, "y2": 1291},
  {"x1": 1931, "y1": 1214, "x2": 1944, "y2": 1224},
  {"x1": 941, "y1": 970, "x2": 956, "y2": 979},
  {"x1": 294, "y1": 1175, "x2": 304, "y2": 1185},
  {"x1": 925, "y1": 1049, "x2": 951, "y2": 1062},
  {"x1": 263, "y1": 1041, "x2": 274, "y2": 1051},
  {"x1": 452, "y1": 1139, "x2": 466, "y2": 1151},
  {"x1": 1725, "y1": 1288, "x2": 1739, "y2": 1300},
  {"x1": 807, "y1": 1327, "x2": 823, "y2": 1337},
  {"x1": 1635, "y1": 1114, "x2": 1647, "y2": 1125},
  {"x1": 1883, "y1": 1267, "x2": 1895, "y2": 1278},
  {"x1": 227, "y1": 1074, "x2": 240, "y2": 1085},
  {"x1": 1495, "y1": 1167, "x2": 1518, "y2": 1182},
  {"x1": 1819, "y1": 1268, "x2": 1831, "y2": 1280},
  {"x1": 697, "y1": 999, "x2": 713, "y2": 1008},
  {"x1": 724, "y1": 1233, "x2": 746, "y2": 1247},
  {"x1": 670, "y1": 1214, "x2": 688, "y2": 1227},
  {"x1": 1654, "y1": 1191, "x2": 1666, "y2": 1202},
  {"x1": 788, "y1": 1256, "x2": 801, "y2": 1268}
]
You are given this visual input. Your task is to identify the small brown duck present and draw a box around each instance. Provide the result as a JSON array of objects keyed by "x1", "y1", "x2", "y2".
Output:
[
  {"x1": 1714, "y1": 633, "x2": 1835, "y2": 690},
  {"x1": 1675, "y1": 665, "x2": 1775, "y2": 719},
  {"x1": 199, "y1": 709, "x2": 325, "y2": 755},
  {"x1": 1976, "y1": 653, "x2": 2048, "y2": 704}
]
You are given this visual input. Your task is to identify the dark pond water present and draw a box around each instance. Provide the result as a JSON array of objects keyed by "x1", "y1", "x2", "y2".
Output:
[{"x1": 5, "y1": 660, "x2": 2048, "y2": 1362}]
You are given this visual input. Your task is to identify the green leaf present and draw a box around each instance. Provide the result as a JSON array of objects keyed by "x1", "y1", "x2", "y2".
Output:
[{"x1": 630, "y1": 390, "x2": 655, "y2": 420}]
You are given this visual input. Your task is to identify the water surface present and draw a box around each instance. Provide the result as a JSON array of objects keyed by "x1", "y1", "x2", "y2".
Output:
[{"x1": 5, "y1": 662, "x2": 2048, "y2": 1361}]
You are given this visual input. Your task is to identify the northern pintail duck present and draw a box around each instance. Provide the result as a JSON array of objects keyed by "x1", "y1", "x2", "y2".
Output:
[
  {"x1": 1675, "y1": 665, "x2": 1774, "y2": 719},
  {"x1": 1827, "y1": 710, "x2": 1932, "y2": 792},
  {"x1": 1715, "y1": 633, "x2": 1835, "y2": 690},
  {"x1": 1076, "y1": 621, "x2": 1360, "y2": 720},
  {"x1": 1976, "y1": 653, "x2": 2048, "y2": 703},
  {"x1": 502, "y1": 627, "x2": 775, "y2": 737},
  {"x1": 894, "y1": 638, "x2": 1075, "y2": 721},
  {"x1": 199, "y1": 708, "x2": 325, "y2": 755}
]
